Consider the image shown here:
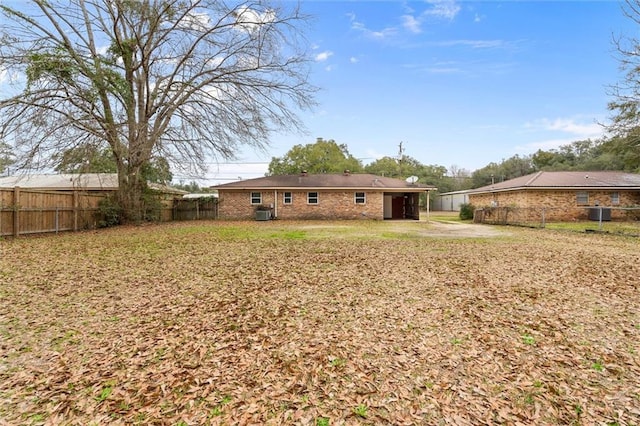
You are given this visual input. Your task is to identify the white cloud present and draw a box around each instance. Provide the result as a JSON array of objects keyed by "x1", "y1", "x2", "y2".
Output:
[
  {"x1": 315, "y1": 51, "x2": 333, "y2": 62},
  {"x1": 425, "y1": 0, "x2": 461, "y2": 20},
  {"x1": 517, "y1": 117, "x2": 606, "y2": 153},
  {"x1": 205, "y1": 56, "x2": 224, "y2": 69},
  {"x1": 97, "y1": 45, "x2": 110, "y2": 56},
  {"x1": 405, "y1": 58, "x2": 514, "y2": 76},
  {"x1": 401, "y1": 14, "x2": 422, "y2": 34},
  {"x1": 177, "y1": 10, "x2": 212, "y2": 31},
  {"x1": 350, "y1": 57, "x2": 359, "y2": 64},
  {"x1": 348, "y1": 12, "x2": 397, "y2": 40},
  {"x1": 432, "y1": 39, "x2": 510, "y2": 49},
  {"x1": 233, "y1": 6, "x2": 275, "y2": 33},
  {"x1": 348, "y1": 2, "x2": 459, "y2": 43},
  {"x1": 401, "y1": 2, "x2": 461, "y2": 35},
  {"x1": 0, "y1": 67, "x2": 26, "y2": 88},
  {"x1": 527, "y1": 117, "x2": 603, "y2": 138}
]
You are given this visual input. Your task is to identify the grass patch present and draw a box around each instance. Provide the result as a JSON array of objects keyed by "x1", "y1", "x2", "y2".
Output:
[
  {"x1": 353, "y1": 404, "x2": 368, "y2": 418},
  {"x1": 268, "y1": 229, "x2": 307, "y2": 240},
  {"x1": 316, "y1": 417, "x2": 330, "y2": 426},
  {"x1": 545, "y1": 221, "x2": 640, "y2": 235}
]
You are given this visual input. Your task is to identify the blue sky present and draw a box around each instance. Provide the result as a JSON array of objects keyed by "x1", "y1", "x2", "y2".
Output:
[{"x1": 201, "y1": 0, "x2": 634, "y2": 184}]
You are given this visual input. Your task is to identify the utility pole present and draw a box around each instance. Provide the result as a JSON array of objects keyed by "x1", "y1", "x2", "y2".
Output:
[{"x1": 398, "y1": 141, "x2": 405, "y2": 177}]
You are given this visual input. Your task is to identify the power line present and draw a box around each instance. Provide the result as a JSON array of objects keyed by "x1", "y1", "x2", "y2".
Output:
[
  {"x1": 172, "y1": 175, "x2": 264, "y2": 181},
  {"x1": 202, "y1": 161, "x2": 270, "y2": 165}
]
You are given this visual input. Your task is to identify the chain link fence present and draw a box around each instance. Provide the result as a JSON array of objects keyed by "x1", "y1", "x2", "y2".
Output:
[{"x1": 473, "y1": 206, "x2": 640, "y2": 236}]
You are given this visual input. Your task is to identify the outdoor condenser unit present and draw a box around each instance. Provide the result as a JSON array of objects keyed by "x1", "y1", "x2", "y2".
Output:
[{"x1": 256, "y1": 210, "x2": 271, "y2": 221}]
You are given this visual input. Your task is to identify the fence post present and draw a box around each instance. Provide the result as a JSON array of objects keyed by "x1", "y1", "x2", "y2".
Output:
[
  {"x1": 541, "y1": 208, "x2": 546, "y2": 228},
  {"x1": 13, "y1": 186, "x2": 20, "y2": 237},
  {"x1": 73, "y1": 190, "x2": 79, "y2": 231},
  {"x1": 55, "y1": 207, "x2": 59, "y2": 234}
]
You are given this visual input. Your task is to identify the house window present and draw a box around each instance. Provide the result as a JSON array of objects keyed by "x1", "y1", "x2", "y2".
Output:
[
  {"x1": 355, "y1": 192, "x2": 366, "y2": 204},
  {"x1": 307, "y1": 192, "x2": 319, "y2": 204},
  {"x1": 576, "y1": 191, "x2": 589, "y2": 205},
  {"x1": 283, "y1": 192, "x2": 292, "y2": 204},
  {"x1": 611, "y1": 192, "x2": 620, "y2": 205},
  {"x1": 250, "y1": 192, "x2": 262, "y2": 205}
]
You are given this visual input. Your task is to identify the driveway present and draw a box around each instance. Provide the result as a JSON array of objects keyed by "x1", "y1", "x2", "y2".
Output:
[{"x1": 425, "y1": 220, "x2": 509, "y2": 237}]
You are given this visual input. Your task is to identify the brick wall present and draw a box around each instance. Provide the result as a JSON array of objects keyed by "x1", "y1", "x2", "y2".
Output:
[
  {"x1": 218, "y1": 190, "x2": 385, "y2": 220},
  {"x1": 469, "y1": 189, "x2": 640, "y2": 221}
]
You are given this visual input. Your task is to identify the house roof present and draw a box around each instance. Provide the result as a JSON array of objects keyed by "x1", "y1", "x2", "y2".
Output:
[
  {"x1": 0, "y1": 173, "x2": 187, "y2": 194},
  {"x1": 468, "y1": 171, "x2": 640, "y2": 194},
  {"x1": 211, "y1": 173, "x2": 436, "y2": 192},
  {"x1": 0, "y1": 173, "x2": 119, "y2": 190}
]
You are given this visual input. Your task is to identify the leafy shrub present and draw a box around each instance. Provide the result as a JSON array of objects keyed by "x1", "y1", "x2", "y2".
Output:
[
  {"x1": 97, "y1": 195, "x2": 122, "y2": 228},
  {"x1": 459, "y1": 203, "x2": 475, "y2": 220},
  {"x1": 141, "y1": 189, "x2": 163, "y2": 222}
]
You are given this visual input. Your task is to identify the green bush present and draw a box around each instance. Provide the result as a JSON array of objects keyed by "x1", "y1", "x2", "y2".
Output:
[
  {"x1": 459, "y1": 203, "x2": 475, "y2": 220},
  {"x1": 97, "y1": 195, "x2": 122, "y2": 227},
  {"x1": 141, "y1": 189, "x2": 163, "y2": 222}
]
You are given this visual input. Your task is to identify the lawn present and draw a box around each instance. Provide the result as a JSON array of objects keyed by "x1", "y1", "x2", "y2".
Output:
[
  {"x1": 1, "y1": 220, "x2": 639, "y2": 425},
  {"x1": 544, "y1": 220, "x2": 640, "y2": 236}
]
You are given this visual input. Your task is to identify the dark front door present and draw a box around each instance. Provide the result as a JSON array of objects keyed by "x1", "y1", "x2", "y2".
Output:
[{"x1": 392, "y1": 196, "x2": 405, "y2": 219}]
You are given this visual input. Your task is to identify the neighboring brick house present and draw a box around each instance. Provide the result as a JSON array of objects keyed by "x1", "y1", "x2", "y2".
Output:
[
  {"x1": 467, "y1": 171, "x2": 640, "y2": 221},
  {"x1": 211, "y1": 171, "x2": 436, "y2": 220}
]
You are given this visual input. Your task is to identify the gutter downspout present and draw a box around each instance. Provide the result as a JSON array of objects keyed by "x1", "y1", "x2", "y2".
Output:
[{"x1": 274, "y1": 190, "x2": 278, "y2": 218}]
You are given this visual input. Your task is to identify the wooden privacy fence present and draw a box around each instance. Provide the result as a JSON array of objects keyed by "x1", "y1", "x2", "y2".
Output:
[
  {"x1": 0, "y1": 187, "x2": 218, "y2": 237},
  {"x1": 1, "y1": 187, "x2": 105, "y2": 237},
  {"x1": 173, "y1": 198, "x2": 218, "y2": 221}
]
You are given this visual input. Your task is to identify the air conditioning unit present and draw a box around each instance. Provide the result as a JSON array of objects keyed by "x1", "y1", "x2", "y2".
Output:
[{"x1": 256, "y1": 210, "x2": 271, "y2": 221}]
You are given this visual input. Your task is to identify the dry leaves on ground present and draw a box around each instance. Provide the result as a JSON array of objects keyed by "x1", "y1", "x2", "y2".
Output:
[{"x1": 1, "y1": 220, "x2": 639, "y2": 425}]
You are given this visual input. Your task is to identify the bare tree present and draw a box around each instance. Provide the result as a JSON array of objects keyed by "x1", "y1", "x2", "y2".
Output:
[
  {"x1": 0, "y1": 0, "x2": 317, "y2": 221},
  {"x1": 607, "y1": 1, "x2": 640, "y2": 170}
]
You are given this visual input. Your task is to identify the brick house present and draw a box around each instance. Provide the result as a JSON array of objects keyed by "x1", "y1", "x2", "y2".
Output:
[
  {"x1": 467, "y1": 171, "x2": 640, "y2": 221},
  {"x1": 211, "y1": 171, "x2": 436, "y2": 220}
]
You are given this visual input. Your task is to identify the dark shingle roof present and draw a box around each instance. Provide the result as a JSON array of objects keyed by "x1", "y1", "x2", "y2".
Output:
[
  {"x1": 469, "y1": 171, "x2": 640, "y2": 194},
  {"x1": 211, "y1": 173, "x2": 435, "y2": 191}
]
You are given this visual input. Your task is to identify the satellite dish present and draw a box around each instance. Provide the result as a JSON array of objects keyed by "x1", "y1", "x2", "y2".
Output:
[{"x1": 406, "y1": 175, "x2": 419, "y2": 184}]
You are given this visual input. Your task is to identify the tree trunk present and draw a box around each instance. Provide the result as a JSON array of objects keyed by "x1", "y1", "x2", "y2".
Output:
[{"x1": 116, "y1": 165, "x2": 146, "y2": 224}]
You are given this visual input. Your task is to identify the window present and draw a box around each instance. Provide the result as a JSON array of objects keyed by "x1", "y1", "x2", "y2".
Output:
[
  {"x1": 307, "y1": 192, "x2": 319, "y2": 204},
  {"x1": 283, "y1": 192, "x2": 292, "y2": 204},
  {"x1": 355, "y1": 192, "x2": 366, "y2": 204},
  {"x1": 250, "y1": 192, "x2": 262, "y2": 205},
  {"x1": 611, "y1": 192, "x2": 620, "y2": 205},
  {"x1": 576, "y1": 191, "x2": 589, "y2": 205}
]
